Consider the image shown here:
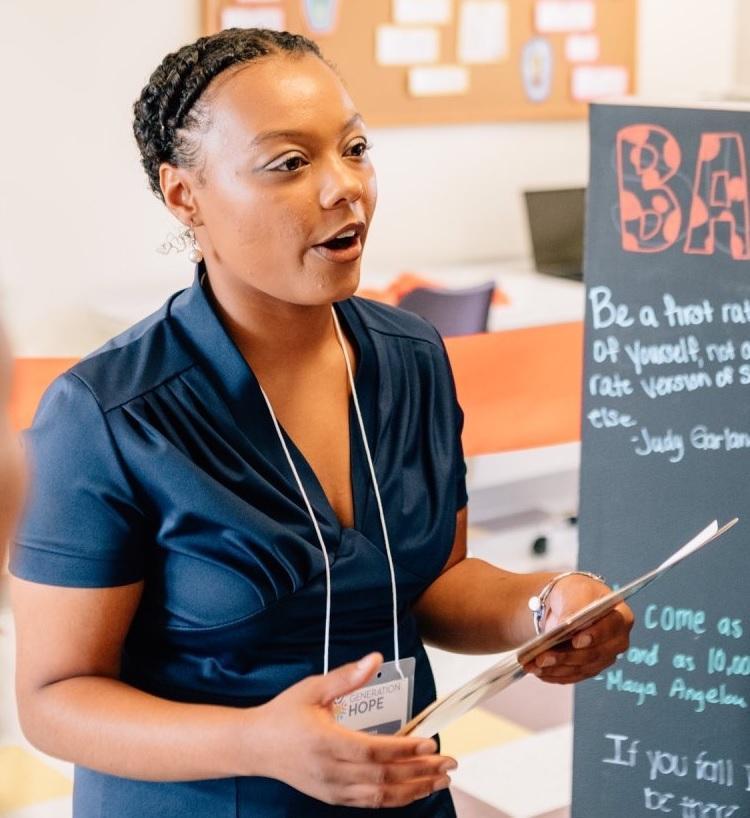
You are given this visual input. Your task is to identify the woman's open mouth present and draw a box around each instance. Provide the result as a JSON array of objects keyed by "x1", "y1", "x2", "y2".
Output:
[{"x1": 312, "y1": 224, "x2": 364, "y2": 263}]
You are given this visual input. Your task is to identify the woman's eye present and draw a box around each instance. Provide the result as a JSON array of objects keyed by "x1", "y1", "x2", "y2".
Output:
[
  {"x1": 268, "y1": 154, "x2": 308, "y2": 173},
  {"x1": 346, "y1": 139, "x2": 372, "y2": 158}
]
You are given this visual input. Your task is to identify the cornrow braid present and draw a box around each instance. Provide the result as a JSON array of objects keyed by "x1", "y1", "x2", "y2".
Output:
[{"x1": 133, "y1": 28, "x2": 323, "y2": 200}]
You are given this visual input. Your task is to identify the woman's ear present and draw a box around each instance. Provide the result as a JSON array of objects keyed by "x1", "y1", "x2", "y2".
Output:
[{"x1": 159, "y1": 163, "x2": 203, "y2": 228}]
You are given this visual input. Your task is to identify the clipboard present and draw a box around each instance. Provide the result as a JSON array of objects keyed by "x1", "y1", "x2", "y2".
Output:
[{"x1": 399, "y1": 518, "x2": 738, "y2": 738}]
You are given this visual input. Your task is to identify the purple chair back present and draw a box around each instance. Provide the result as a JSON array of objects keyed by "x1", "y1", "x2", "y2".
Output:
[{"x1": 397, "y1": 280, "x2": 495, "y2": 337}]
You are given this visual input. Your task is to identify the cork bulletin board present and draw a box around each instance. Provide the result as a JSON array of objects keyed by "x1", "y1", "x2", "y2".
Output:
[{"x1": 203, "y1": 0, "x2": 637, "y2": 127}]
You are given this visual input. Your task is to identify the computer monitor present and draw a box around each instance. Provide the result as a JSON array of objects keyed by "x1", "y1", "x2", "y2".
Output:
[{"x1": 524, "y1": 187, "x2": 586, "y2": 281}]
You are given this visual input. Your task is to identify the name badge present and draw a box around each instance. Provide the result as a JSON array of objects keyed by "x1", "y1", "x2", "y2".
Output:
[{"x1": 333, "y1": 658, "x2": 416, "y2": 735}]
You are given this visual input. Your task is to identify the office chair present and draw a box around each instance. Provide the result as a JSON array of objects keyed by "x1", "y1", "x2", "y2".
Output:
[{"x1": 397, "y1": 280, "x2": 495, "y2": 337}]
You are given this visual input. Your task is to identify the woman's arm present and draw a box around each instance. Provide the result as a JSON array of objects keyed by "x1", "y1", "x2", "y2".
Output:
[
  {"x1": 12, "y1": 577, "x2": 256, "y2": 781},
  {"x1": 12, "y1": 577, "x2": 454, "y2": 806},
  {"x1": 412, "y1": 508, "x2": 633, "y2": 682},
  {"x1": 411, "y1": 508, "x2": 559, "y2": 653}
]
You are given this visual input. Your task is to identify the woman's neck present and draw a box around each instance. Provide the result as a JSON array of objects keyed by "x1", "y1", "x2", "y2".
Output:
[{"x1": 203, "y1": 270, "x2": 340, "y2": 369}]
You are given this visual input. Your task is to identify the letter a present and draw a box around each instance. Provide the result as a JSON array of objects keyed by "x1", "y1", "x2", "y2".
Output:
[
  {"x1": 685, "y1": 132, "x2": 750, "y2": 260},
  {"x1": 616, "y1": 124, "x2": 682, "y2": 253}
]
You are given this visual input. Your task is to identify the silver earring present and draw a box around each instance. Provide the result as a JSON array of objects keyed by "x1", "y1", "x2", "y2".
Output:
[
  {"x1": 188, "y1": 227, "x2": 203, "y2": 263},
  {"x1": 155, "y1": 226, "x2": 202, "y2": 261}
]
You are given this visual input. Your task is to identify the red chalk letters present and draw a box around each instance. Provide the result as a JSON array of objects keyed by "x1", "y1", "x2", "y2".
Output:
[{"x1": 616, "y1": 125, "x2": 750, "y2": 260}]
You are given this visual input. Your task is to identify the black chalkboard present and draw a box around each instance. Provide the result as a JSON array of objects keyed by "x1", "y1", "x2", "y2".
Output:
[{"x1": 573, "y1": 102, "x2": 750, "y2": 818}]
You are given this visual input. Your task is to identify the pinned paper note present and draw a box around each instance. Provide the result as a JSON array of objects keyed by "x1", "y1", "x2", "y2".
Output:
[
  {"x1": 221, "y1": 4, "x2": 285, "y2": 31},
  {"x1": 458, "y1": 0, "x2": 508, "y2": 64},
  {"x1": 571, "y1": 65, "x2": 628, "y2": 101},
  {"x1": 393, "y1": 0, "x2": 452, "y2": 25},
  {"x1": 565, "y1": 33, "x2": 599, "y2": 63},
  {"x1": 535, "y1": 0, "x2": 595, "y2": 33},
  {"x1": 376, "y1": 25, "x2": 440, "y2": 65},
  {"x1": 408, "y1": 65, "x2": 469, "y2": 96},
  {"x1": 521, "y1": 37, "x2": 553, "y2": 103},
  {"x1": 303, "y1": 0, "x2": 340, "y2": 34}
]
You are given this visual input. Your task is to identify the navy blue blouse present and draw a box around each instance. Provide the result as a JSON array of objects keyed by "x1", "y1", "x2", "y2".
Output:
[{"x1": 12, "y1": 269, "x2": 467, "y2": 817}]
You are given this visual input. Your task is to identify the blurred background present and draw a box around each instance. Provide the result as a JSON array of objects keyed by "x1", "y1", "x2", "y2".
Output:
[
  {"x1": 1, "y1": 0, "x2": 747, "y2": 355},
  {"x1": 0, "y1": 1, "x2": 748, "y2": 817}
]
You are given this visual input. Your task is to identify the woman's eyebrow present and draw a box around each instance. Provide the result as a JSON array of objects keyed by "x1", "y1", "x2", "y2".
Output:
[
  {"x1": 339, "y1": 113, "x2": 365, "y2": 132},
  {"x1": 249, "y1": 113, "x2": 365, "y2": 149}
]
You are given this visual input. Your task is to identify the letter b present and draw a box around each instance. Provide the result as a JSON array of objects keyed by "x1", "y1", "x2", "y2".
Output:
[
  {"x1": 617, "y1": 125, "x2": 682, "y2": 253},
  {"x1": 644, "y1": 787, "x2": 674, "y2": 813}
]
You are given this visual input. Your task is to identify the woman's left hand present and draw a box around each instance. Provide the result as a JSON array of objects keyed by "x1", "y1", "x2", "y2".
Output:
[{"x1": 520, "y1": 574, "x2": 634, "y2": 685}]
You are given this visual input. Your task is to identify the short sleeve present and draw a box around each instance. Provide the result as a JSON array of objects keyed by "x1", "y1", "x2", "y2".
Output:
[
  {"x1": 10, "y1": 373, "x2": 147, "y2": 587},
  {"x1": 453, "y1": 395, "x2": 468, "y2": 511},
  {"x1": 432, "y1": 330, "x2": 468, "y2": 512}
]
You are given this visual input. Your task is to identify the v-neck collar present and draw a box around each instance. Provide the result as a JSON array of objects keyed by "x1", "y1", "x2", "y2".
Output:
[{"x1": 168, "y1": 265, "x2": 380, "y2": 538}]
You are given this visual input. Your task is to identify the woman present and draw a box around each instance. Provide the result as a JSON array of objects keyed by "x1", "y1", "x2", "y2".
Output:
[{"x1": 10, "y1": 28, "x2": 632, "y2": 817}]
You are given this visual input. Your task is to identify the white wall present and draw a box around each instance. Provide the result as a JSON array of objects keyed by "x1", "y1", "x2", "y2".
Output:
[
  {"x1": 734, "y1": 0, "x2": 750, "y2": 94},
  {"x1": 638, "y1": 0, "x2": 738, "y2": 99},
  {"x1": 0, "y1": 0, "x2": 741, "y2": 355}
]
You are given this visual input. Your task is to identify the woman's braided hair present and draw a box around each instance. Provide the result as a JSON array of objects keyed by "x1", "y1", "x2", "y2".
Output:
[{"x1": 133, "y1": 28, "x2": 323, "y2": 201}]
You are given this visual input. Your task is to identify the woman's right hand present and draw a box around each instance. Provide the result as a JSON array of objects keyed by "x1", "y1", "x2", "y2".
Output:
[{"x1": 249, "y1": 653, "x2": 456, "y2": 808}]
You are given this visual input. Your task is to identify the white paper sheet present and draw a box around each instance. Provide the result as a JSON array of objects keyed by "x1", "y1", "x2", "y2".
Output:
[
  {"x1": 571, "y1": 64, "x2": 629, "y2": 101},
  {"x1": 376, "y1": 25, "x2": 441, "y2": 65},
  {"x1": 565, "y1": 33, "x2": 599, "y2": 62},
  {"x1": 458, "y1": 0, "x2": 509, "y2": 64},
  {"x1": 221, "y1": 5, "x2": 285, "y2": 31},
  {"x1": 535, "y1": 0, "x2": 595, "y2": 33},
  {"x1": 400, "y1": 518, "x2": 737, "y2": 738},
  {"x1": 393, "y1": 0, "x2": 452, "y2": 25},
  {"x1": 408, "y1": 65, "x2": 470, "y2": 96}
]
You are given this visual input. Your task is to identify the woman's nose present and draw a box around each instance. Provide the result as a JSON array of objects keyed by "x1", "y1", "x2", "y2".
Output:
[{"x1": 319, "y1": 157, "x2": 365, "y2": 209}]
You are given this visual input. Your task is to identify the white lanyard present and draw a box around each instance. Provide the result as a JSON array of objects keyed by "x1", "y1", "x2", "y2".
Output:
[{"x1": 257, "y1": 305, "x2": 403, "y2": 678}]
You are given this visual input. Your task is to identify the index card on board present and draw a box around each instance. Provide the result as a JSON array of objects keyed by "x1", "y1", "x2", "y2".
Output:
[{"x1": 376, "y1": 25, "x2": 441, "y2": 65}]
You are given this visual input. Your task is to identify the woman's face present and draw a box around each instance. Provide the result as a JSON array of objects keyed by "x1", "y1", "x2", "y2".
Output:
[
  {"x1": 0, "y1": 330, "x2": 25, "y2": 557},
  {"x1": 180, "y1": 52, "x2": 377, "y2": 306}
]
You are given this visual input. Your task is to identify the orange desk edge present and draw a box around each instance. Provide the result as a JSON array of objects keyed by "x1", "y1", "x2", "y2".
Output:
[
  {"x1": 444, "y1": 322, "x2": 583, "y2": 457},
  {"x1": 11, "y1": 323, "x2": 583, "y2": 456}
]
